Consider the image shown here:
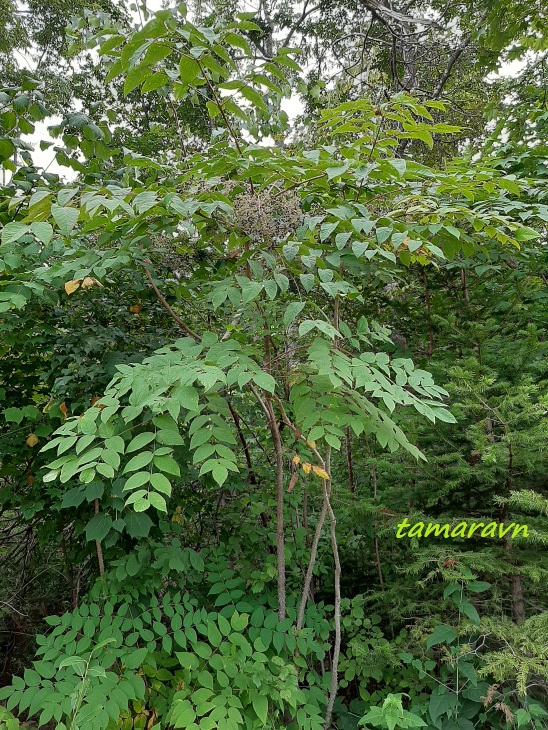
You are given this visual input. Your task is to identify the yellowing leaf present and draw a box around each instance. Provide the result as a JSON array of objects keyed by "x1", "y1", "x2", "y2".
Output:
[
  {"x1": 26, "y1": 433, "x2": 39, "y2": 447},
  {"x1": 307, "y1": 440, "x2": 316, "y2": 449},
  {"x1": 81, "y1": 277, "x2": 103, "y2": 290},
  {"x1": 292, "y1": 454, "x2": 301, "y2": 465},
  {"x1": 59, "y1": 401, "x2": 68, "y2": 418},
  {"x1": 312, "y1": 465, "x2": 330, "y2": 480},
  {"x1": 64, "y1": 279, "x2": 81, "y2": 295},
  {"x1": 302, "y1": 462, "x2": 311, "y2": 475},
  {"x1": 288, "y1": 473, "x2": 298, "y2": 492}
]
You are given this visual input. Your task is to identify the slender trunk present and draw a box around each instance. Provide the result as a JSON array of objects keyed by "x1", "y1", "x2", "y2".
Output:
[
  {"x1": 508, "y1": 574, "x2": 526, "y2": 624},
  {"x1": 296, "y1": 500, "x2": 327, "y2": 631},
  {"x1": 296, "y1": 446, "x2": 332, "y2": 632},
  {"x1": 266, "y1": 397, "x2": 286, "y2": 621},
  {"x1": 461, "y1": 269, "x2": 468, "y2": 301}
]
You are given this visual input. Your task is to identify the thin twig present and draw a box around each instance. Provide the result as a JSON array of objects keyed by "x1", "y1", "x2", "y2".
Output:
[{"x1": 143, "y1": 264, "x2": 199, "y2": 340}]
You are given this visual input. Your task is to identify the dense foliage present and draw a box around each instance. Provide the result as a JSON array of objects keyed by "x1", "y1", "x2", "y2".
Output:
[{"x1": 0, "y1": 1, "x2": 547, "y2": 729}]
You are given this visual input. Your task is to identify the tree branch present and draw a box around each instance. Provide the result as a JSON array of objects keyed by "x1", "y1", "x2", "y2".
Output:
[
  {"x1": 432, "y1": 12, "x2": 489, "y2": 99},
  {"x1": 282, "y1": 1, "x2": 322, "y2": 48},
  {"x1": 143, "y1": 264, "x2": 199, "y2": 340}
]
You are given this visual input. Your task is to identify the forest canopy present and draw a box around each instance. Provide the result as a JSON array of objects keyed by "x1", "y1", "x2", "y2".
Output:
[{"x1": 0, "y1": 1, "x2": 547, "y2": 729}]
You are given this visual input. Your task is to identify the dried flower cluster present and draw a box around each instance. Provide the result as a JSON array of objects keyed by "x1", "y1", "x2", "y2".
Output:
[
  {"x1": 481, "y1": 684, "x2": 500, "y2": 707},
  {"x1": 232, "y1": 189, "x2": 303, "y2": 246}
]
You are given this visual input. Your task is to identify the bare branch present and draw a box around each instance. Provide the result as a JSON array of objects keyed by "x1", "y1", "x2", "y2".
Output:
[
  {"x1": 360, "y1": 0, "x2": 441, "y2": 28},
  {"x1": 282, "y1": 1, "x2": 322, "y2": 48},
  {"x1": 432, "y1": 10, "x2": 489, "y2": 99}
]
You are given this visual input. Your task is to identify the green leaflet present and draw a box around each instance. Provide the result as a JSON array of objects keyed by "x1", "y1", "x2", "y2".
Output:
[{"x1": 51, "y1": 204, "x2": 79, "y2": 235}]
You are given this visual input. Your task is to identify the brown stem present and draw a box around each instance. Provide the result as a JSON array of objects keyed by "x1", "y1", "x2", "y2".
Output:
[
  {"x1": 143, "y1": 265, "x2": 199, "y2": 340},
  {"x1": 236, "y1": 408, "x2": 273, "y2": 465},
  {"x1": 345, "y1": 427, "x2": 355, "y2": 494},
  {"x1": 303, "y1": 486, "x2": 309, "y2": 547},
  {"x1": 264, "y1": 335, "x2": 271, "y2": 374},
  {"x1": 265, "y1": 396, "x2": 286, "y2": 621},
  {"x1": 94, "y1": 499, "x2": 104, "y2": 577},
  {"x1": 228, "y1": 401, "x2": 256, "y2": 484},
  {"x1": 268, "y1": 393, "x2": 334, "y2": 638},
  {"x1": 460, "y1": 268, "x2": 468, "y2": 301},
  {"x1": 296, "y1": 495, "x2": 328, "y2": 631},
  {"x1": 296, "y1": 445, "x2": 331, "y2": 632},
  {"x1": 333, "y1": 296, "x2": 340, "y2": 334},
  {"x1": 508, "y1": 574, "x2": 526, "y2": 625},
  {"x1": 367, "y1": 110, "x2": 385, "y2": 163},
  {"x1": 432, "y1": 10, "x2": 489, "y2": 99},
  {"x1": 272, "y1": 172, "x2": 327, "y2": 198}
]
